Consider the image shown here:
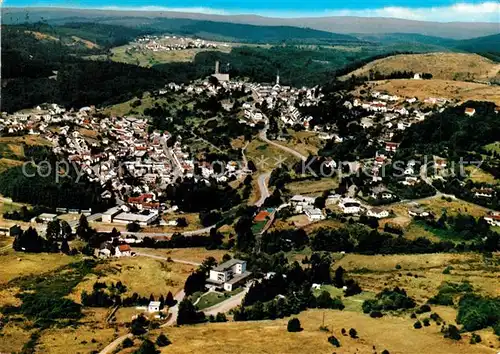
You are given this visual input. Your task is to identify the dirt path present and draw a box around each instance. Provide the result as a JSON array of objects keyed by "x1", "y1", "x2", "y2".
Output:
[{"x1": 98, "y1": 334, "x2": 133, "y2": 354}]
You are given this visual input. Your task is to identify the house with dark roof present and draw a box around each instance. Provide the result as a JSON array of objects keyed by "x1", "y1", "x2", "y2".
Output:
[{"x1": 206, "y1": 259, "x2": 252, "y2": 291}]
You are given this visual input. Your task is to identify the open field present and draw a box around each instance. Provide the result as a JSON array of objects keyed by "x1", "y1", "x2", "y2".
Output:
[
  {"x1": 245, "y1": 139, "x2": 295, "y2": 172},
  {"x1": 418, "y1": 197, "x2": 492, "y2": 218},
  {"x1": 36, "y1": 308, "x2": 126, "y2": 354},
  {"x1": 286, "y1": 178, "x2": 338, "y2": 196},
  {"x1": 465, "y1": 165, "x2": 499, "y2": 185},
  {"x1": 343, "y1": 52, "x2": 500, "y2": 81},
  {"x1": 312, "y1": 284, "x2": 376, "y2": 312},
  {"x1": 282, "y1": 130, "x2": 323, "y2": 157},
  {"x1": 360, "y1": 79, "x2": 500, "y2": 105},
  {"x1": 336, "y1": 253, "x2": 500, "y2": 301},
  {"x1": 143, "y1": 308, "x2": 497, "y2": 354},
  {"x1": 0, "y1": 135, "x2": 52, "y2": 173},
  {"x1": 109, "y1": 43, "x2": 232, "y2": 67},
  {"x1": 0, "y1": 247, "x2": 80, "y2": 285},
  {"x1": 69, "y1": 256, "x2": 195, "y2": 302},
  {"x1": 484, "y1": 142, "x2": 500, "y2": 154},
  {"x1": 0, "y1": 135, "x2": 52, "y2": 147},
  {"x1": 0, "y1": 158, "x2": 24, "y2": 173},
  {"x1": 134, "y1": 248, "x2": 231, "y2": 264}
]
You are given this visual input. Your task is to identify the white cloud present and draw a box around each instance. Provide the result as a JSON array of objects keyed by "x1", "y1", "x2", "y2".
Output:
[
  {"x1": 25, "y1": 2, "x2": 500, "y2": 23},
  {"x1": 315, "y1": 2, "x2": 500, "y2": 22}
]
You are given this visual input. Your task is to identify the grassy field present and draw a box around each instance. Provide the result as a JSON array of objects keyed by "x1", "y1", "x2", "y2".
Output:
[
  {"x1": 245, "y1": 139, "x2": 295, "y2": 172},
  {"x1": 286, "y1": 178, "x2": 338, "y2": 196},
  {"x1": 110, "y1": 44, "x2": 232, "y2": 67},
  {"x1": 69, "y1": 256, "x2": 195, "y2": 302},
  {"x1": 360, "y1": 79, "x2": 500, "y2": 105},
  {"x1": 282, "y1": 130, "x2": 323, "y2": 157},
  {"x1": 418, "y1": 197, "x2": 491, "y2": 218},
  {"x1": 344, "y1": 52, "x2": 500, "y2": 81},
  {"x1": 133, "y1": 248, "x2": 231, "y2": 264},
  {"x1": 336, "y1": 253, "x2": 500, "y2": 301},
  {"x1": 464, "y1": 165, "x2": 499, "y2": 185},
  {"x1": 141, "y1": 308, "x2": 497, "y2": 354},
  {"x1": 484, "y1": 142, "x2": 500, "y2": 154},
  {"x1": 0, "y1": 136, "x2": 52, "y2": 173},
  {"x1": 312, "y1": 284, "x2": 376, "y2": 312},
  {"x1": 35, "y1": 308, "x2": 126, "y2": 354},
  {"x1": 0, "y1": 247, "x2": 80, "y2": 285},
  {"x1": 195, "y1": 288, "x2": 244, "y2": 310}
]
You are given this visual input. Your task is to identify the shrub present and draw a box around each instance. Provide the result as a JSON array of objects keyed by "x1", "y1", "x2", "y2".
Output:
[
  {"x1": 422, "y1": 318, "x2": 431, "y2": 327},
  {"x1": 362, "y1": 287, "x2": 416, "y2": 314},
  {"x1": 456, "y1": 293, "x2": 500, "y2": 332},
  {"x1": 370, "y1": 311, "x2": 383, "y2": 318},
  {"x1": 287, "y1": 318, "x2": 302, "y2": 332},
  {"x1": 349, "y1": 328, "x2": 358, "y2": 338},
  {"x1": 122, "y1": 338, "x2": 134, "y2": 348},
  {"x1": 395, "y1": 264, "x2": 402, "y2": 270},
  {"x1": 381, "y1": 350, "x2": 390, "y2": 354},
  {"x1": 156, "y1": 334, "x2": 171, "y2": 347},
  {"x1": 470, "y1": 333, "x2": 482, "y2": 344},
  {"x1": 328, "y1": 335, "x2": 341, "y2": 347},
  {"x1": 442, "y1": 266, "x2": 454, "y2": 274},
  {"x1": 442, "y1": 325, "x2": 461, "y2": 341},
  {"x1": 134, "y1": 339, "x2": 159, "y2": 354},
  {"x1": 413, "y1": 321, "x2": 422, "y2": 329},
  {"x1": 430, "y1": 312, "x2": 442, "y2": 322},
  {"x1": 416, "y1": 304, "x2": 431, "y2": 314}
]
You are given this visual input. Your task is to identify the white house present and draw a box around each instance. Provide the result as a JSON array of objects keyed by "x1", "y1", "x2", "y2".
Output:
[
  {"x1": 484, "y1": 214, "x2": 500, "y2": 227},
  {"x1": 115, "y1": 244, "x2": 133, "y2": 257},
  {"x1": 464, "y1": 108, "x2": 476, "y2": 117},
  {"x1": 290, "y1": 195, "x2": 315, "y2": 213},
  {"x1": 148, "y1": 301, "x2": 161, "y2": 313},
  {"x1": 339, "y1": 198, "x2": 361, "y2": 215},
  {"x1": 367, "y1": 207, "x2": 389, "y2": 219},
  {"x1": 207, "y1": 259, "x2": 252, "y2": 291},
  {"x1": 304, "y1": 207, "x2": 325, "y2": 222},
  {"x1": 408, "y1": 208, "x2": 430, "y2": 218}
]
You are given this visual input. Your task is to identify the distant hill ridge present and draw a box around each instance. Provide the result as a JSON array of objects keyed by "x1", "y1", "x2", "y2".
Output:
[{"x1": 2, "y1": 7, "x2": 499, "y2": 40}]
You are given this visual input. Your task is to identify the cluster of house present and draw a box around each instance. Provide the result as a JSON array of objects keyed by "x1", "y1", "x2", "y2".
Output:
[
  {"x1": 134, "y1": 35, "x2": 221, "y2": 52},
  {"x1": 244, "y1": 75, "x2": 322, "y2": 129},
  {"x1": 1, "y1": 97, "x2": 249, "y2": 224},
  {"x1": 286, "y1": 194, "x2": 391, "y2": 221},
  {"x1": 98, "y1": 242, "x2": 135, "y2": 258}
]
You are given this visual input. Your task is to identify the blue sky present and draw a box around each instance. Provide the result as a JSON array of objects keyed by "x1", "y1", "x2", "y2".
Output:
[{"x1": 4, "y1": 0, "x2": 500, "y2": 22}]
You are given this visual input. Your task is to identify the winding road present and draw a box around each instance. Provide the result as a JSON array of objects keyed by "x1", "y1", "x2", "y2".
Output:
[{"x1": 254, "y1": 172, "x2": 271, "y2": 207}]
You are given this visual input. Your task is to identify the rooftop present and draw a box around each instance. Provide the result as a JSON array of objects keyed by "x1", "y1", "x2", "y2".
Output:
[{"x1": 213, "y1": 259, "x2": 246, "y2": 272}]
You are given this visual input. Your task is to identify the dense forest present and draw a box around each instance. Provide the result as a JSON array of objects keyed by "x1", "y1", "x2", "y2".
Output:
[
  {"x1": 398, "y1": 101, "x2": 500, "y2": 155},
  {"x1": 0, "y1": 161, "x2": 112, "y2": 211}
]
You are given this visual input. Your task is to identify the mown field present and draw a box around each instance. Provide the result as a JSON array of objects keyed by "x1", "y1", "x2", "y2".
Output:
[
  {"x1": 139, "y1": 308, "x2": 497, "y2": 354},
  {"x1": 344, "y1": 52, "x2": 500, "y2": 82},
  {"x1": 359, "y1": 79, "x2": 500, "y2": 105}
]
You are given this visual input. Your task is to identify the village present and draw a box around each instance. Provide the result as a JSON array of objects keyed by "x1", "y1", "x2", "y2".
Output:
[{"x1": 2, "y1": 61, "x2": 499, "y2": 243}]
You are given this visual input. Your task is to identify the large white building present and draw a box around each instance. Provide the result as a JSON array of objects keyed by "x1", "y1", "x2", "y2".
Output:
[
  {"x1": 207, "y1": 259, "x2": 252, "y2": 291},
  {"x1": 339, "y1": 198, "x2": 361, "y2": 215}
]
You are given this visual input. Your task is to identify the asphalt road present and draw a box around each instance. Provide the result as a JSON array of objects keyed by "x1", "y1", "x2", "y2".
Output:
[{"x1": 254, "y1": 172, "x2": 271, "y2": 207}]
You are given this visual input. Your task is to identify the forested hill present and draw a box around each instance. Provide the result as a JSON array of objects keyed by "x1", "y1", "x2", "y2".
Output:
[
  {"x1": 4, "y1": 19, "x2": 364, "y2": 46},
  {"x1": 1, "y1": 27, "x2": 181, "y2": 113},
  {"x1": 118, "y1": 18, "x2": 363, "y2": 45}
]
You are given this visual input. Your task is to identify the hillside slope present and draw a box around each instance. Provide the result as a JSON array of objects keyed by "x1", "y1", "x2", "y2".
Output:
[{"x1": 342, "y1": 52, "x2": 500, "y2": 82}]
